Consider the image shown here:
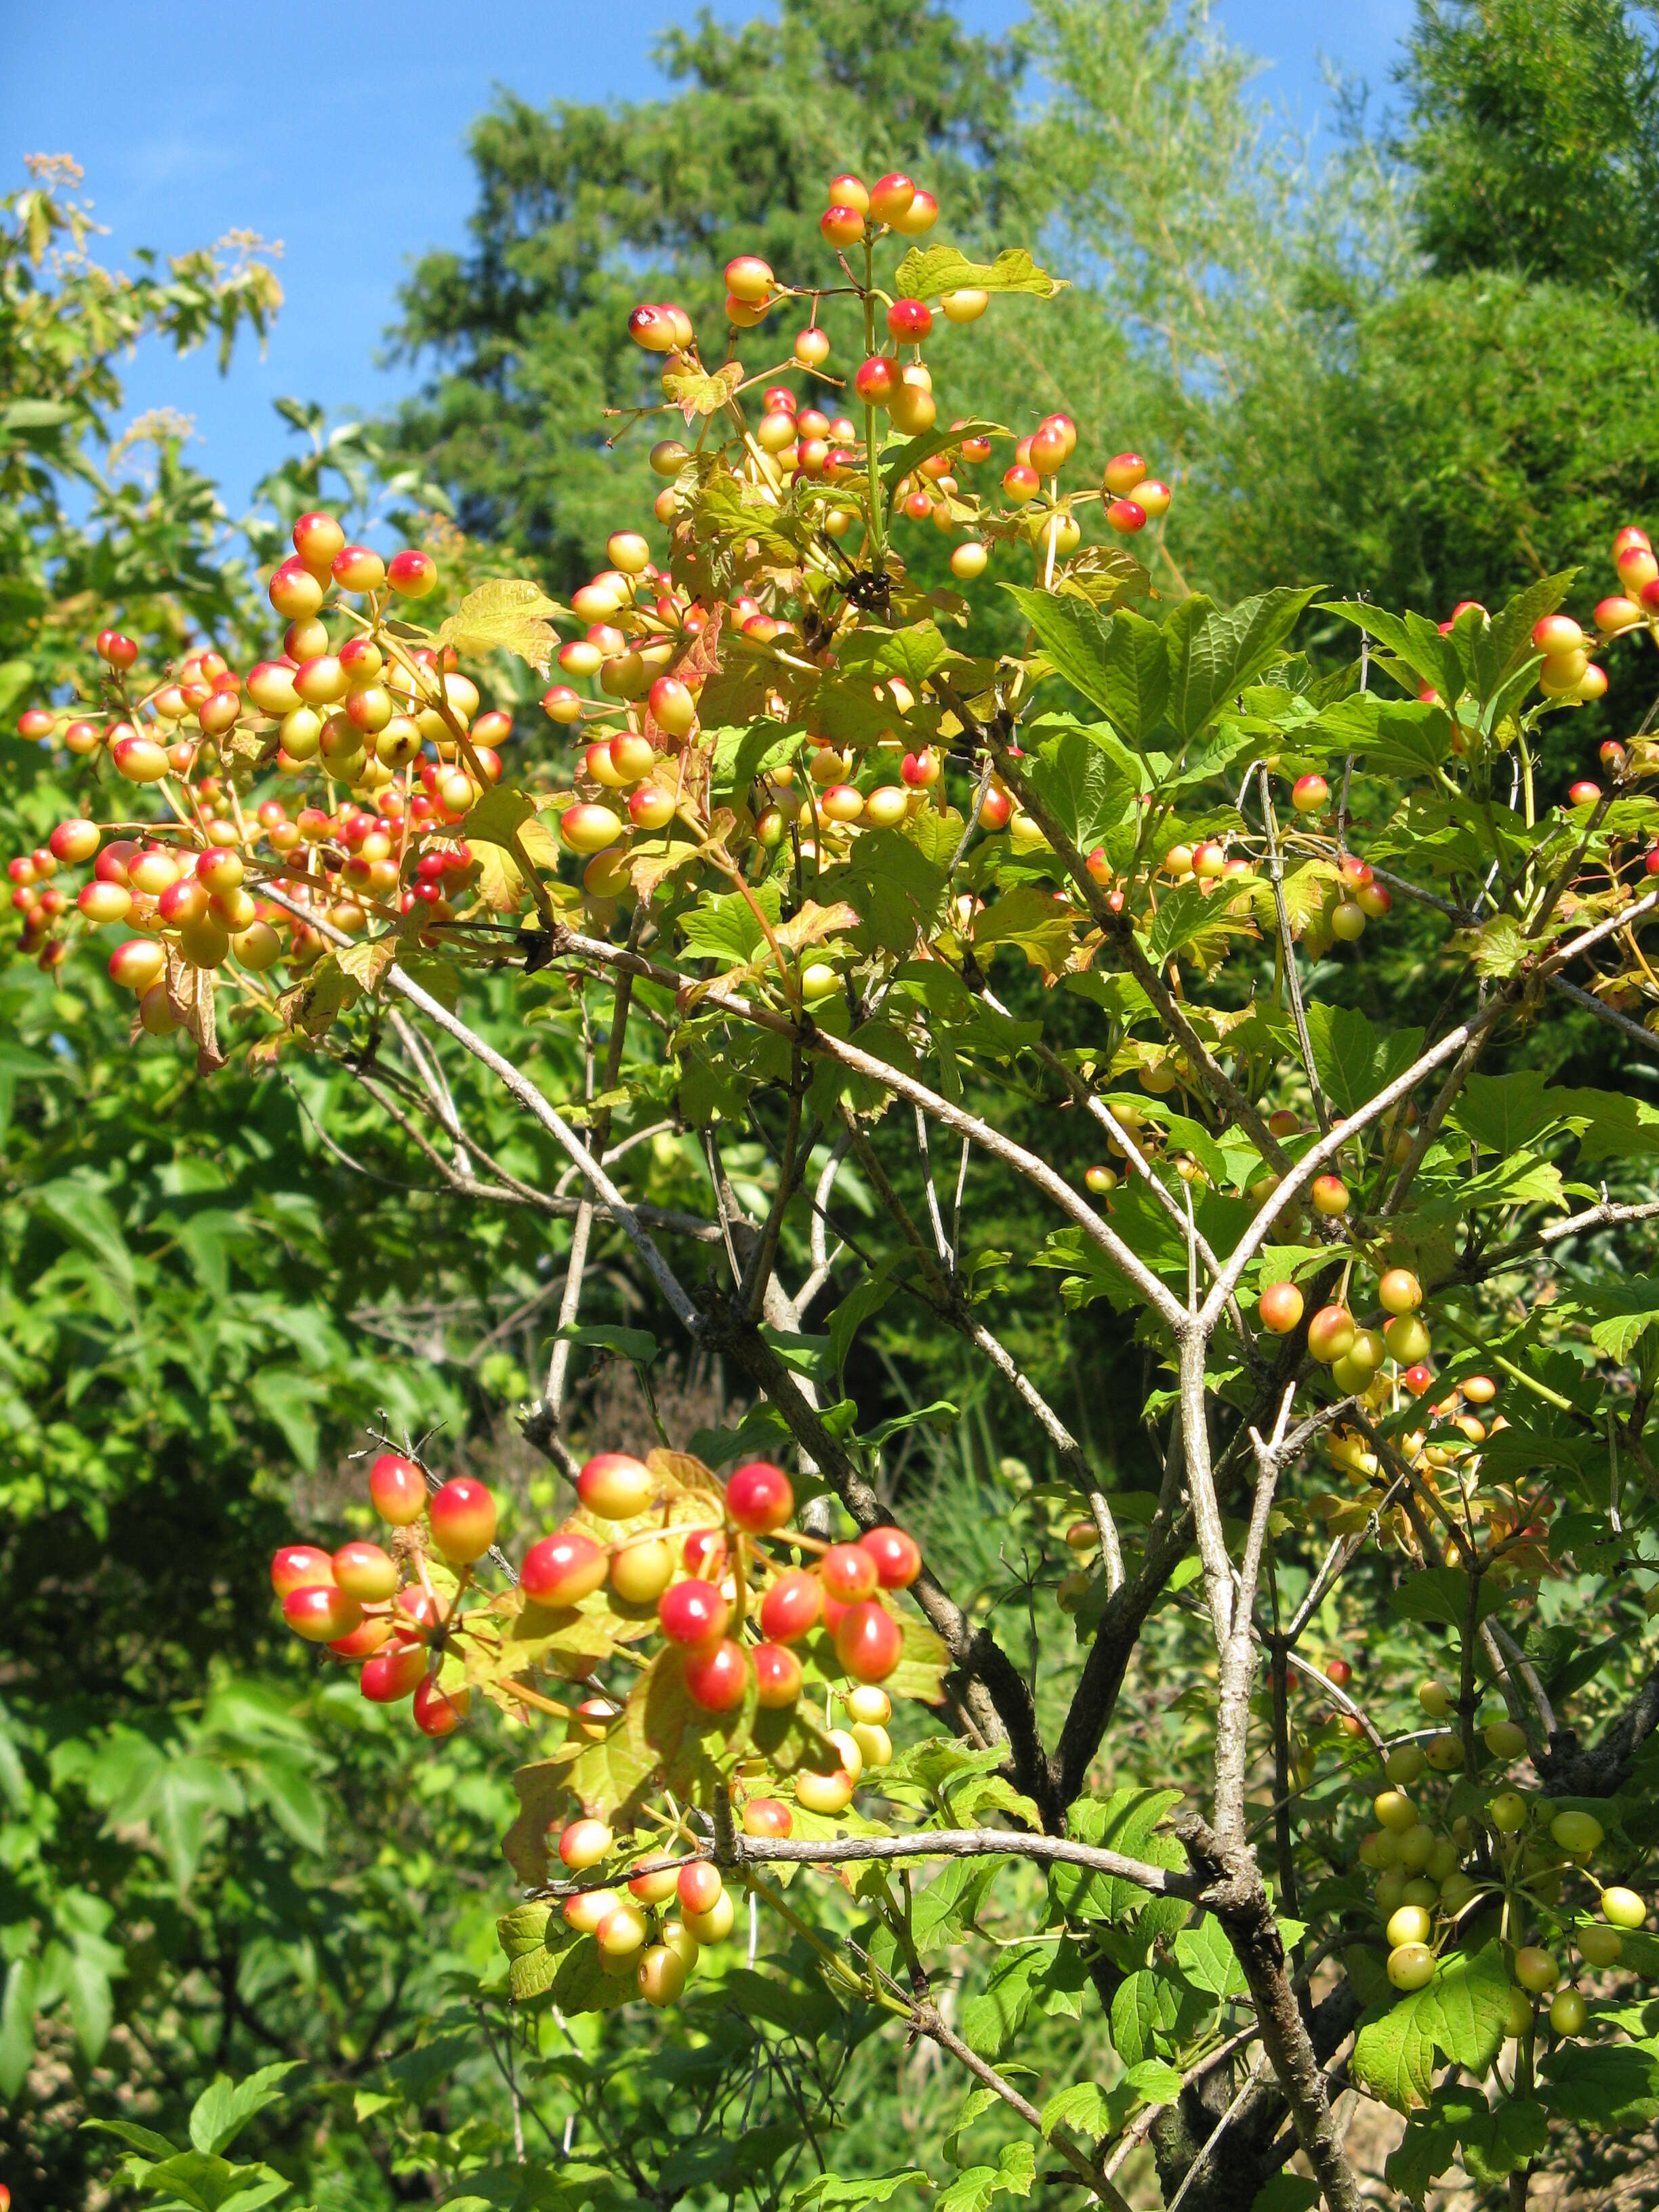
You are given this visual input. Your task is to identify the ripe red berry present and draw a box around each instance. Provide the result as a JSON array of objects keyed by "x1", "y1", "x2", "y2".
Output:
[
  {"x1": 1327, "y1": 1656, "x2": 1353, "y2": 1687},
  {"x1": 1258, "y1": 1282, "x2": 1305, "y2": 1335},
  {"x1": 369, "y1": 1451, "x2": 426, "y2": 1524},
  {"x1": 857, "y1": 1525, "x2": 922, "y2": 1589},
  {"x1": 283, "y1": 1584, "x2": 364, "y2": 1643},
  {"x1": 726, "y1": 1460, "x2": 794, "y2": 1533},
  {"x1": 96, "y1": 629, "x2": 139, "y2": 668},
  {"x1": 412, "y1": 1676, "x2": 470, "y2": 1737},
  {"x1": 834, "y1": 1601, "x2": 905, "y2": 1683},
  {"x1": 387, "y1": 549, "x2": 438, "y2": 598},
  {"x1": 1291, "y1": 774, "x2": 1329, "y2": 815},
  {"x1": 743, "y1": 1797, "x2": 793, "y2": 1837},
  {"x1": 428, "y1": 1476, "x2": 497, "y2": 1563},
  {"x1": 1568, "y1": 780, "x2": 1601, "y2": 807},
  {"x1": 752, "y1": 1641, "x2": 804, "y2": 1707},
  {"x1": 271, "y1": 1543, "x2": 334, "y2": 1597},
  {"x1": 682, "y1": 1637, "x2": 751, "y2": 1712},
  {"x1": 758, "y1": 1568, "x2": 823, "y2": 1642},
  {"x1": 821, "y1": 1542, "x2": 880, "y2": 1602},
  {"x1": 658, "y1": 1578, "x2": 730, "y2": 1645},
  {"x1": 886, "y1": 298, "x2": 933, "y2": 342},
  {"x1": 678, "y1": 1860, "x2": 724, "y2": 1914},
  {"x1": 359, "y1": 1642, "x2": 427, "y2": 1703},
  {"x1": 855, "y1": 355, "x2": 897, "y2": 405},
  {"x1": 522, "y1": 1530, "x2": 609, "y2": 1608}
]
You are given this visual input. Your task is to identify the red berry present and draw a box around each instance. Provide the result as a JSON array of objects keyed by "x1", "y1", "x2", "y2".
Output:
[
  {"x1": 359, "y1": 1643, "x2": 427, "y2": 1703},
  {"x1": 752, "y1": 1641, "x2": 804, "y2": 1707},
  {"x1": 682, "y1": 1638, "x2": 750, "y2": 1712},
  {"x1": 522, "y1": 1530, "x2": 608, "y2": 1608},
  {"x1": 387, "y1": 549, "x2": 438, "y2": 598},
  {"x1": 678, "y1": 1860, "x2": 723, "y2": 1914},
  {"x1": 428, "y1": 1476, "x2": 497, "y2": 1563},
  {"x1": 270, "y1": 1543, "x2": 333, "y2": 1597},
  {"x1": 413, "y1": 1676, "x2": 470, "y2": 1737},
  {"x1": 369, "y1": 1451, "x2": 426, "y2": 1524},
  {"x1": 858, "y1": 1525, "x2": 922, "y2": 1589},
  {"x1": 821, "y1": 1543, "x2": 880, "y2": 1602},
  {"x1": 1327, "y1": 1657, "x2": 1353, "y2": 1687},
  {"x1": 726, "y1": 1460, "x2": 794, "y2": 1533},
  {"x1": 283, "y1": 1584, "x2": 364, "y2": 1643},
  {"x1": 758, "y1": 1568, "x2": 823, "y2": 1643},
  {"x1": 886, "y1": 298, "x2": 933, "y2": 341},
  {"x1": 329, "y1": 1616, "x2": 392, "y2": 1660},
  {"x1": 743, "y1": 1797, "x2": 793, "y2": 1837},
  {"x1": 658, "y1": 1578, "x2": 730, "y2": 1645},
  {"x1": 834, "y1": 1601, "x2": 904, "y2": 1683}
]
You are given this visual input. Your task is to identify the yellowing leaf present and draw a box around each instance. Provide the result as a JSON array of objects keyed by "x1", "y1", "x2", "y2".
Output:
[
  {"x1": 774, "y1": 899, "x2": 860, "y2": 955},
  {"x1": 438, "y1": 579, "x2": 562, "y2": 675},
  {"x1": 335, "y1": 937, "x2": 397, "y2": 993},
  {"x1": 664, "y1": 361, "x2": 744, "y2": 420},
  {"x1": 893, "y1": 245, "x2": 1067, "y2": 303}
]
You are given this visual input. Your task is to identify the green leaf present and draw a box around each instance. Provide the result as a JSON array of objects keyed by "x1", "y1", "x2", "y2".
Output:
[
  {"x1": 1543, "y1": 2038, "x2": 1659, "y2": 2127},
  {"x1": 33, "y1": 1176, "x2": 135, "y2": 1297},
  {"x1": 1174, "y1": 1914, "x2": 1248, "y2": 1999},
  {"x1": 554, "y1": 1322, "x2": 659, "y2": 1367},
  {"x1": 1052, "y1": 1786, "x2": 1185, "y2": 1925},
  {"x1": 880, "y1": 417, "x2": 1006, "y2": 497},
  {"x1": 1165, "y1": 589, "x2": 1321, "y2": 742},
  {"x1": 1004, "y1": 590, "x2": 1168, "y2": 737},
  {"x1": 1351, "y1": 1942, "x2": 1511, "y2": 2112},
  {"x1": 1387, "y1": 1568, "x2": 1505, "y2": 1633},
  {"x1": 1450, "y1": 1069, "x2": 1569, "y2": 1155},
  {"x1": 933, "y1": 2142, "x2": 1037, "y2": 2212},
  {"x1": 1251, "y1": 2179, "x2": 1320, "y2": 2212},
  {"x1": 785, "y1": 2173, "x2": 930, "y2": 2209},
  {"x1": 1110, "y1": 1967, "x2": 1185, "y2": 2064},
  {"x1": 679, "y1": 883, "x2": 783, "y2": 968},
  {"x1": 0, "y1": 1956, "x2": 37, "y2": 2099},
  {"x1": 190, "y1": 2063, "x2": 304, "y2": 2156},
  {"x1": 892, "y1": 243, "x2": 1066, "y2": 301},
  {"x1": 1473, "y1": 571, "x2": 1575, "y2": 702},
  {"x1": 959, "y1": 1944, "x2": 1048, "y2": 2059},
  {"x1": 1040, "y1": 2081, "x2": 1115, "y2": 2142},
  {"x1": 457, "y1": 782, "x2": 536, "y2": 851},
  {"x1": 1025, "y1": 726, "x2": 1139, "y2": 853},
  {"x1": 1303, "y1": 1002, "x2": 1423, "y2": 1119},
  {"x1": 129, "y1": 2148, "x2": 289, "y2": 2211}
]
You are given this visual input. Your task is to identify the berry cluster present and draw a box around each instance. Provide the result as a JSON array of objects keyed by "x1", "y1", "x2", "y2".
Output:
[
  {"x1": 1357, "y1": 1756, "x2": 1647, "y2": 2044},
  {"x1": 270, "y1": 1445, "x2": 926, "y2": 1763},
  {"x1": 5, "y1": 526, "x2": 531, "y2": 1024}
]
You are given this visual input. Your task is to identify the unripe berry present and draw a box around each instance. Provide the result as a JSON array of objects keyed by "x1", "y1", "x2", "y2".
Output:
[
  {"x1": 891, "y1": 189, "x2": 938, "y2": 234},
  {"x1": 609, "y1": 1535, "x2": 675, "y2": 1605},
  {"x1": 649, "y1": 676, "x2": 696, "y2": 738},
  {"x1": 1307, "y1": 1304, "x2": 1356, "y2": 1364},
  {"x1": 1291, "y1": 773, "x2": 1329, "y2": 815},
  {"x1": 271, "y1": 1543, "x2": 334, "y2": 1596},
  {"x1": 744, "y1": 1797, "x2": 792, "y2": 1837},
  {"x1": 293, "y1": 511, "x2": 346, "y2": 575},
  {"x1": 269, "y1": 558, "x2": 324, "y2": 619},
  {"x1": 560, "y1": 804, "x2": 623, "y2": 854},
  {"x1": 1532, "y1": 614, "x2": 1584, "y2": 656},
  {"x1": 821, "y1": 1542, "x2": 879, "y2": 1602},
  {"x1": 559, "y1": 1818, "x2": 613, "y2": 1870},
  {"x1": 724, "y1": 255, "x2": 773, "y2": 304},
  {"x1": 541, "y1": 684, "x2": 583, "y2": 724},
  {"x1": 1515, "y1": 1946, "x2": 1558, "y2": 1994},
  {"x1": 49, "y1": 818, "x2": 99, "y2": 864},
  {"x1": 577, "y1": 1452, "x2": 654, "y2": 1520},
  {"x1": 1602, "y1": 1886, "x2": 1646, "y2": 1928}
]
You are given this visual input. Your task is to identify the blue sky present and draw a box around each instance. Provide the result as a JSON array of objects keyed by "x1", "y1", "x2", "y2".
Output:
[{"x1": 3, "y1": 0, "x2": 1412, "y2": 519}]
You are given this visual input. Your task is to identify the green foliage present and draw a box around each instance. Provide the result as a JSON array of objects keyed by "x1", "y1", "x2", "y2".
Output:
[{"x1": 1395, "y1": 0, "x2": 1659, "y2": 312}]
